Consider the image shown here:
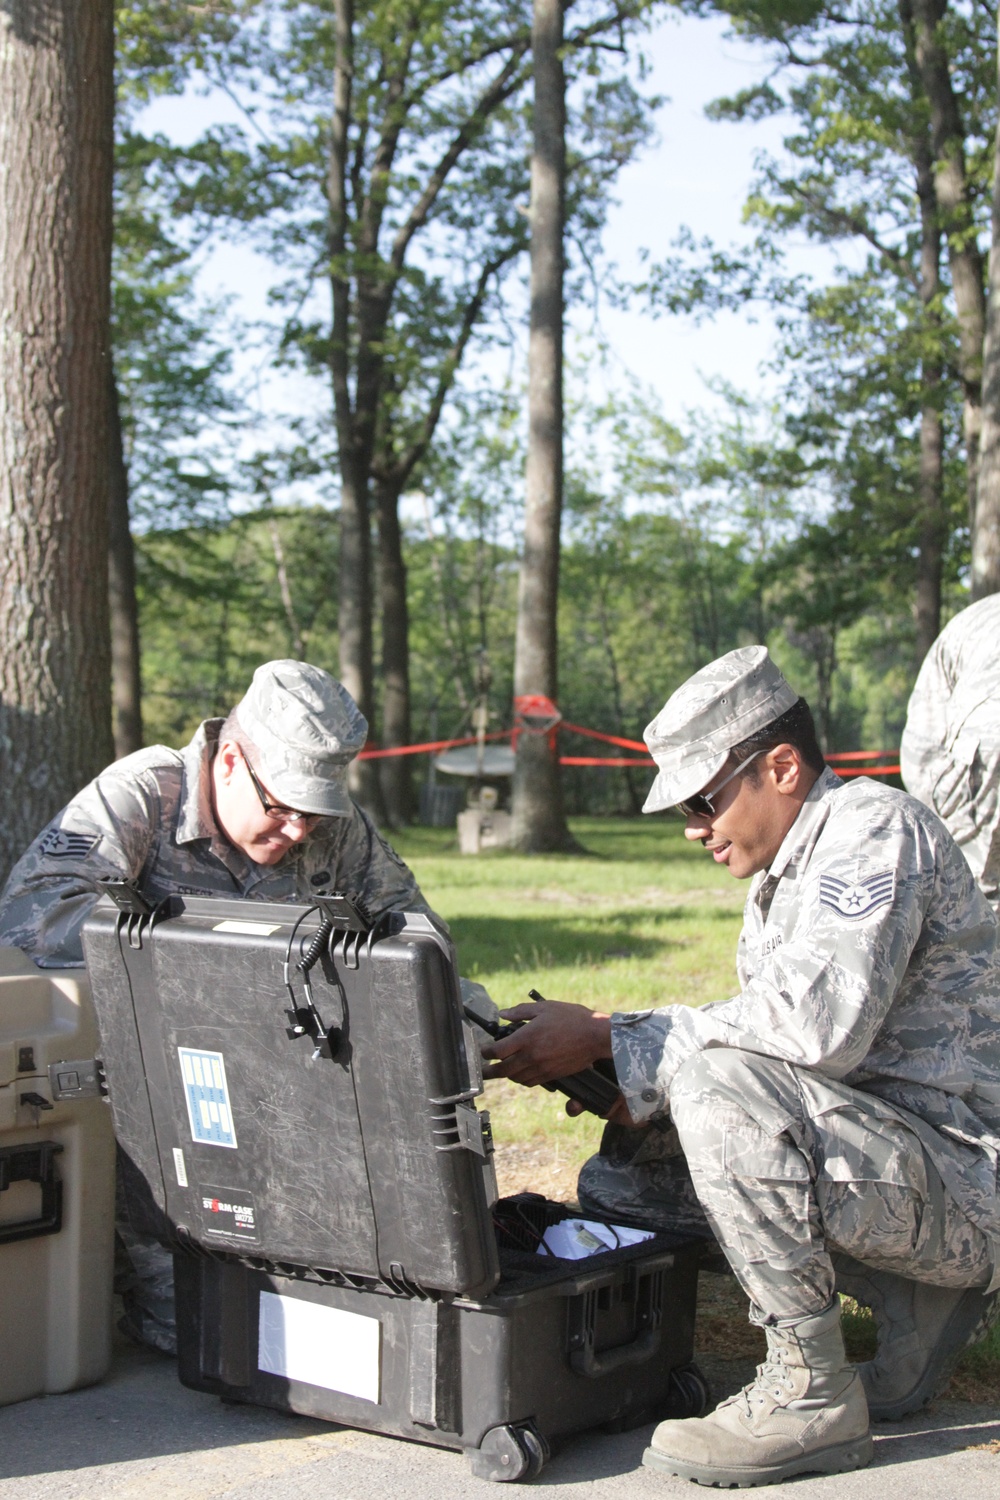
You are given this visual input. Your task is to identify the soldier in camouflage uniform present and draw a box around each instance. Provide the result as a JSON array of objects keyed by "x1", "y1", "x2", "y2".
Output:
[
  {"x1": 0, "y1": 659, "x2": 429, "y2": 969},
  {"x1": 0, "y1": 660, "x2": 434, "y2": 1352},
  {"x1": 902, "y1": 592, "x2": 1000, "y2": 912},
  {"x1": 484, "y1": 646, "x2": 1000, "y2": 1487}
]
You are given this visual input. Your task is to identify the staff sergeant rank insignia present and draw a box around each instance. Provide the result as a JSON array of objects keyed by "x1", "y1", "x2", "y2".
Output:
[
  {"x1": 819, "y1": 870, "x2": 895, "y2": 920},
  {"x1": 39, "y1": 828, "x2": 100, "y2": 859}
]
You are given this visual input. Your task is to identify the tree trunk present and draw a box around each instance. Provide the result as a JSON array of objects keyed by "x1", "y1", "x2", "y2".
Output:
[
  {"x1": 337, "y1": 460, "x2": 384, "y2": 815},
  {"x1": 904, "y1": 8, "x2": 946, "y2": 660},
  {"x1": 268, "y1": 516, "x2": 306, "y2": 658},
  {"x1": 595, "y1": 577, "x2": 642, "y2": 815},
  {"x1": 512, "y1": 0, "x2": 578, "y2": 853},
  {"x1": 376, "y1": 476, "x2": 416, "y2": 827},
  {"x1": 328, "y1": 0, "x2": 384, "y2": 818},
  {"x1": 915, "y1": 393, "x2": 944, "y2": 658},
  {"x1": 108, "y1": 374, "x2": 143, "y2": 757},
  {"x1": 0, "y1": 1, "x2": 115, "y2": 883},
  {"x1": 911, "y1": 0, "x2": 985, "y2": 531},
  {"x1": 973, "y1": 16, "x2": 1000, "y2": 600}
]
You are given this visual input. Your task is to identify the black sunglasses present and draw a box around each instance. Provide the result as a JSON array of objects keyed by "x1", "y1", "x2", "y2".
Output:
[
  {"x1": 676, "y1": 750, "x2": 764, "y2": 819},
  {"x1": 239, "y1": 749, "x2": 317, "y2": 825}
]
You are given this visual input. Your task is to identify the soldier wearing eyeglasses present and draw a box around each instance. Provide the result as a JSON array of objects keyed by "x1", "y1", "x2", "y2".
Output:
[
  {"x1": 0, "y1": 659, "x2": 432, "y2": 970},
  {"x1": 0, "y1": 661, "x2": 437, "y2": 1357},
  {"x1": 483, "y1": 646, "x2": 1000, "y2": 1488}
]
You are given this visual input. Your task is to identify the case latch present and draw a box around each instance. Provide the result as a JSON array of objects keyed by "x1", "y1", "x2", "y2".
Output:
[
  {"x1": 431, "y1": 1097, "x2": 494, "y2": 1157},
  {"x1": 48, "y1": 1058, "x2": 107, "y2": 1101}
]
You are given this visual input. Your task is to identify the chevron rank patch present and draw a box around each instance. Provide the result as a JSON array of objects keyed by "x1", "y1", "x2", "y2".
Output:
[
  {"x1": 39, "y1": 828, "x2": 99, "y2": 860},
  {"x1": 819, "y1": 871, "x2": 895, "y2": 920}
]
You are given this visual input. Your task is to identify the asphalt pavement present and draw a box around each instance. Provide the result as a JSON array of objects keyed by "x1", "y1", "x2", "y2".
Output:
[{"x1": 1, "y1": 1337, "x2": 998, "y2": 1500}]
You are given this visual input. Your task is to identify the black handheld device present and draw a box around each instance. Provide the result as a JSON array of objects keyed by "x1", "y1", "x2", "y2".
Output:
[{"x1": 468, "y1": 987, "x2": 621, "y2": 1117}]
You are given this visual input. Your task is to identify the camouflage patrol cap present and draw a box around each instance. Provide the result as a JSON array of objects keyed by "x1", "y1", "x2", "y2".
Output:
[
  {"x1": 233, "y1": 660, "x2": 367, "y2": 816},
  {"x1": 642, "y1": 646, "x2": 798, "y2": 814}
]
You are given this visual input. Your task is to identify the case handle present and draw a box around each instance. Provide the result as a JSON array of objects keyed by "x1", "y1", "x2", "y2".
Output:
[
  {"x1": 570, "y1": 1327, "x2": 661, "y2": 1377},
  {"x1": 0, "y1": 1141, "x2": 64, "y2": 1244},
  {"x1": 555, "y1": 1248, "x2": 676, "y2": 1296},
  {"x1": 567, "y1": 1267, "x2": 666, "y2": 1378}
]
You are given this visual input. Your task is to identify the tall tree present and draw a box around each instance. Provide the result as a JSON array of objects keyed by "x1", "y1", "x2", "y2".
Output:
[
  {"x1": 648, "y1": 0, "x2": 990, "y2": 655},
  {"x1": 121, "y1": 0, "x2": 651, "y2": 820},
  {"x1": 900, "y1": 0, "x2": 946, "y2": 657},
  {"x1": 512, "y1": 0, "x2": 578, "y2": 850},
  {"x1": 973, "y1": 12, "x2": 1000, "y2": 600},
  {"x1": 0, "y1": 0, "x2": 115, "y2": 882},
  {"x1": 909, "y1": 0, "x2": 985, "y2": 542},
  {"x1": 108, "y1": 99, "x2": 237, "y2": 755},
  {"x1": 109, "y1": 375, "x2": 143, "y2": 756}
]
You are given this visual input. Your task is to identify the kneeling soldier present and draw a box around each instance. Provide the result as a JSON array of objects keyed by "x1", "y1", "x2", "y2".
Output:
[{"x1": 485, "y1": 646, "x2": 1000, "y2": 1487}]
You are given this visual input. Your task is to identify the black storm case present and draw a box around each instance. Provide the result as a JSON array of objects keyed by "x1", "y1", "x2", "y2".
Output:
[{"x1": 82, "y1": 893, "x2": 705, "y2": 1480}]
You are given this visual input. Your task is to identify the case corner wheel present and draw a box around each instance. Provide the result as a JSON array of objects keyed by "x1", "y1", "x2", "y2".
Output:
[
  {"x1": 666, "y1": 1361, "x2": 710, "y2": 1419},
  {"x1": 468, "y1": 1422, "x2": 550, "y2": 1482}
]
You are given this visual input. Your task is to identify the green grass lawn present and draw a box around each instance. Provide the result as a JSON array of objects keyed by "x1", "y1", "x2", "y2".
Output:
[{"x1": 390, "y1": 816, "x2": 745, "y2": 1149}]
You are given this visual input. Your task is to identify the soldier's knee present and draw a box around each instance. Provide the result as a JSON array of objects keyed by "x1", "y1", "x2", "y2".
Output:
[
  {"x1": 577, "y1": 1154, "x2": 635, "y2": 1218},
  {"x1": 669, "y1": 1048, "x2": 797, "y2": 1141}
]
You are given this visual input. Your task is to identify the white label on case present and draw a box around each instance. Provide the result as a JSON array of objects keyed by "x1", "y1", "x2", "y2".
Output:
[
  {"x1": 178, "y1": 1047, "x2": 238, "y2": 1149},
  {"x1": 257, "y1": 1292, "x2": 381, "y2": 1403},
  {"x1": 212, "y1": 919, "x2": 282, "y2": 935},
  {"x1": 173, "y1": 1148, "x2": 188, "y2": 1187}
]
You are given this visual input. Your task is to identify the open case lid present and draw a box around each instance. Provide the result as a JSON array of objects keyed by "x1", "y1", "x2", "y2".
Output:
[{"x1": 82, "y1": 894, "x2": 500, "y2": 1299}]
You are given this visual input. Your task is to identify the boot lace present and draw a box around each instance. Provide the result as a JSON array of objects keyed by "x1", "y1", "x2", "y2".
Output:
[{"x1": 719, "y1": 1344, "x2": 798, "y2": 1416}]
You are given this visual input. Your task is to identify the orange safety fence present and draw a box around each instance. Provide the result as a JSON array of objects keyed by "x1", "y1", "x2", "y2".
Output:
[
  {"x1": 830, "y1": 766, "x2": 902, "y2": 778},
  {"x1": 358, "y1": 719, "x2": 901, "y2": 776},
  {"x1": 826, "y1": 750, "x2": 901, "y2": 779},
  {"x1": 560, "y1": 721, "x2": 648, "y2": 754},
  {"x1": 358, "y1": 730, "x2": 509, "y2": 760},
  {"x1": 559, "y1": 756, "x2": 652, "y2": 767}
]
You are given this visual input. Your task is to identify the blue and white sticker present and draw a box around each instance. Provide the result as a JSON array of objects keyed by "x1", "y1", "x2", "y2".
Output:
[
  {"x1": 178, "y1": 1047, "x2": 238, "y2": 1149},
  {"x1": 819, "y1": 871, "x2": 896, "y2": 921}
]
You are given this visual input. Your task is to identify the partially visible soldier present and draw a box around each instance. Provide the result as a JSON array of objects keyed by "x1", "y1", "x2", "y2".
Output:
[
  {"x1": 901, "y1": 592, "x2": 1000, "y2": 911},
  {"x1": 0, "y1": 659, "x2": 430, "y2": 968},
  {"x1": 0, "y1": 659, "x2": 435, "y2": 1351},
  {"x1": 484, "y1": 646, "x2": 1000, "y2": 1488}
]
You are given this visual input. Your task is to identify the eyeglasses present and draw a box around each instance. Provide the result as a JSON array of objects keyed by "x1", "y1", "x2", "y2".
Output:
[
  {"x1": 676, "y1": 750, "x2": 764, "y2": 819},
  {"x1": 239, "y1": 749, "x2": 318, "y2": 825}
]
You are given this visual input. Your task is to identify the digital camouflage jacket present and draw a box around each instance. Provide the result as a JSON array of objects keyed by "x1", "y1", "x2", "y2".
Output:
[
  {"x1": 0, "y1": 720, "x2": 427, "y2": 968},
  {"x1": 902, "y1": 593, "x2": 1000, "y2": 910},
  {"x1": 611, "y1": 768, "x2": 1000, "y2": 1282}
]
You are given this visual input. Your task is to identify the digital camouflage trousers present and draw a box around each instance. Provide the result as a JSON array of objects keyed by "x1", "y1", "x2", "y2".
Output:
[{"x1": 578, "y1": 1047, "x2": 992, "y2": 1322}]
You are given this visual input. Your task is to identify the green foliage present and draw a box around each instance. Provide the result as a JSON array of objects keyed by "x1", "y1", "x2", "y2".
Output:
[
  {"x1": 117, "y1": 3, "x2": 954, "y2": 783},
  {"x1": 113, "y1": 149, "x2": 236, "y2": 526},
  {"x1": 137, "y1": 507, "x2": 340, "y2": 743},
  {"x1": 117, "y1": 0, "x2": 660, "y2": 497},
  {"x1": 113, "y1": 10, "x2": 242, "y2": 529},
  {"x1": 632, "y1": 0, "x2": 993, "y2": 708}
]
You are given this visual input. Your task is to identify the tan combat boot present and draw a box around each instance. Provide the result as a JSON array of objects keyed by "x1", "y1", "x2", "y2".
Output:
[
  {"x1": 643, "y1": 1300, "x2": 872, "y2": 1488},
  {"x1": 835, "y1": 1256, "x2": 997, "y2": 1421}
]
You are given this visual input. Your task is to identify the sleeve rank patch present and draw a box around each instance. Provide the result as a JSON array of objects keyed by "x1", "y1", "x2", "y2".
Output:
[
  {"x1": 39, "y1": 828, "x2": 100, "y2": 860},
  {"x1": 819, "y1": 870, "x2": 896, "y2": 920}
]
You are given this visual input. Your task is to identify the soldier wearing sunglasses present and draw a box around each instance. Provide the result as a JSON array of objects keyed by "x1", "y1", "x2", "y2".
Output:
[{"x1": 484, "y1": 645, "x2": 1000, "y2": 1488}]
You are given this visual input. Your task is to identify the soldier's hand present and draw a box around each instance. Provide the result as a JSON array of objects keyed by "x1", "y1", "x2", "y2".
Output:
[
  {"x1": 565, "y1": 1093, "x2": 635, "y2": 1126},
  {"x1": 481, "y1": 999, "x2": 613, "y2": 1086}
]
